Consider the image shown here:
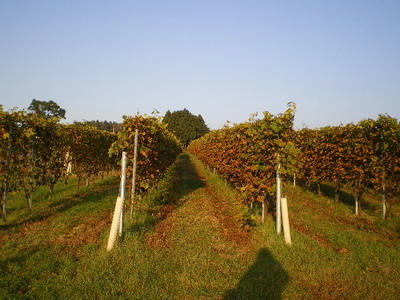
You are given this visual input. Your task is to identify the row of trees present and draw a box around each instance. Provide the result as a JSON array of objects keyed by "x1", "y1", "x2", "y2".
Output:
[
  {"x1": 0, "y1": 106, "x2": 117, "y2": 221},
  {"x1": 294, "y1": 115, "x2": 400, "y2": 217}
]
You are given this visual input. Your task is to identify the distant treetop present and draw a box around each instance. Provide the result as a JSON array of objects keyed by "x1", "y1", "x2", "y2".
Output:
[
  {"x1": 162, "y1": 108, "x2": 210, "y2": 147},
  {"x1": 28, "y1": 99, "x2": 66, "y2": 119}
]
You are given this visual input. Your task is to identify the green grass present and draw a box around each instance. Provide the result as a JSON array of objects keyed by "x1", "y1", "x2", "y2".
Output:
[
  {"x1": 1, "y1": 153, "x2": 400, "y2": 299},
  {"x1": 0, "y1": 175, "x2": 120, "y2": 298}
]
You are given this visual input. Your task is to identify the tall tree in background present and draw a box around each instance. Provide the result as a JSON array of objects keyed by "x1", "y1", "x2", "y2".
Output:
[
  {"x1": 28, "y1": 99, "x2": 66, "y2": 119},
  {"x1": 163, "y1": 109, "x2": 209, "y2": 146}
]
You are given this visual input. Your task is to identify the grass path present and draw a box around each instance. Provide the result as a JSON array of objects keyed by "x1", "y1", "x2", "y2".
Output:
[
  {"x1": 142, "y1": 153, "x2": 278, "y2": 299},
  {"x1": 74, "y1": 153, "x2": 284, "y2": 299}
]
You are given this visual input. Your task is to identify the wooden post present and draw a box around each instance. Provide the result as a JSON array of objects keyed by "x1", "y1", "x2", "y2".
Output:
[
  {"x1": 67, "y1": 161, "x2": 72, "y2": 175},
  {"x1": 335, "y1": 186, "x2": 340, "y2": 202},
  {"x1": 354, "y1": 195, "x2": 358, "y2": 216},
  {"x1": 28, "y1": 145, "x2": 34, "y2": 211},
  {"x1": 2, "y1": 188, "x2": 7, "y2": 220},
  {"x1": 130, "y1": 129, "x2": 138, "y2": 217},
  {"x1": 28, "y1": 185, "x2": 32, "y2": 211},
  {"x1": 293, "y1": 173, "x2": 296, "y2": 187},
  {"x1": 119, "y1": 151, "x2": 127, "y2": 237},
  {"x1": 3, "y1": 131, "x2": 11, "y2": 220},
  {"x1": 280, "y1": 197, "x2": 292, "y2": 245},
  {"x1": 262, "y1": 201, "x2": 265, "y2": 223},
  {"x1": 276, "y1": 158, "x2": 282, "y2": 234},
  {"x1": 382, "y1": 184, "x2": 386, "y2": 219},
  {"x1": 65, "y1": 152, "x2": 72, "y2": 174},
  {"x1": 355, "y1": 194, "x2": 359, "y2": 216},
  {"x1": 0, "y1": 190, "x2": 6, "y2": 221},
  {"x1": 106, "y1": 197, "x2": 124, "y2": 251}
]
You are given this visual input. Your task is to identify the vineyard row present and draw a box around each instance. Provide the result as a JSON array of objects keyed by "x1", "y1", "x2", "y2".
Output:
[
  {"x1": 188, "y1": 103, "x2": 400, "y2": 218},
  {"x1": 0, "y1": 110, "x2": 182, "y2": 222}
]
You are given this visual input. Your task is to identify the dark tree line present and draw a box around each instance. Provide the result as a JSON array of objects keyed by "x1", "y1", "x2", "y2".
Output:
[{"x1": 73, "y1": 120, "x2": 122, "y2": 133}]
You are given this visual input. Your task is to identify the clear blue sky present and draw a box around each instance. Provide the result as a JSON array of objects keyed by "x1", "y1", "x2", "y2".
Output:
[{"x1": 1, "y1": 0, "x2": 399, "y2": 129}]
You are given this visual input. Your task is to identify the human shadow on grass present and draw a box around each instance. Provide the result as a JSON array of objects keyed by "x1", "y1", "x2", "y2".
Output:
[{"x1": 224, "y1": 248, "x2": 288, "y2": 300}]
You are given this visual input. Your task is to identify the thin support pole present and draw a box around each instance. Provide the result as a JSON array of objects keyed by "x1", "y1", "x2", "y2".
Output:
[
  {"x1": 382, "y1": 184, "x2": 386, "y2": 219},
  {"x1": 281, "y1": 197, "x2": 292, "y2": 245},
  {"x1": 119, "y1": 151, "x2": 127, "y2": 237},
  {"x1": 106, "y1": 197, "x2": 124, "y2": 251},
  {"x1": 130, "y1": 129, "x2": 138, "y2": 217},
  {"x1": 276, "y1": 157, "x2": 282, "y2": 234},
  {"x1": 262, "y1": 201, "x2": 265, "y2": 223}
]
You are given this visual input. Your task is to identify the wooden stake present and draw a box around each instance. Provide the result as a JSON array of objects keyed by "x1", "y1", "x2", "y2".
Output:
[
  {"x1": 119, "y1": 151, "x2": 127, "y2": 237},
  {"x1": 130, "y1": 129, "x2": 138, "y2": 217},
  {"x1": 2, "y1": 188, "x2": 7, "y2": 220},
  {"x1": 262, "y1": 201, "x2": 265, "y2": 223},
  {"x1": 106, "y1": 197, "x2": 124, "y2": 251},
  {"x1": 355, "y1": 194, "x2": 359, "y2": 216},
  {"x1": 335, "y1": 186, "x2": 340, "y2": 202},
  {"x1": 382, "y1": 184, "x2": 386, "y2": 219},
  {"x1": 28, "y1": 145, "x2": 34, "y2": 211},
  {"x1": 280, "y1": 197, "x2": 292, "y2": 245},
  {"x1": 276, "y1": 158, "x2": 282, "y2": 234}
]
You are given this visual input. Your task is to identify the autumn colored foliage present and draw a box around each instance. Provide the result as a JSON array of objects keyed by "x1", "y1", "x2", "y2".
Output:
[
  {"x1": 188, "y1": 103, "x2": 299, "y2": 209},
  {"x1": 294, "y1": 115, "x2": 400, "y2": 216},
  {"x1": 0, "y1": 108, "x2": 117, "y2": 221},
  {"x1": 110, "y1": 114, "x2": 182, "y2": 193},
  {"x1": 189, "y1": 103, "x2": 399, "y2": 217}
]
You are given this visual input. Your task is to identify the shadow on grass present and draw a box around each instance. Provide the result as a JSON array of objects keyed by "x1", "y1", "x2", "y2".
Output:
[
  {"x1": 319, "y1": 183, "x2": 377, "y2": 212},
  {"x1": 0, "y1": 247, "x2": 37, "y2": 269},
  {"x1": 295, "y1": 178, "x2": 377, "y2": 212},
  {"x1": 174, "y1": 153, "x2": 206, "y2": 200},
  {"x1": 0, "y1": 248, "x2": 41, "y2": 295},
  {"x1": 126, "y1": 153, "x2": 205, "y2": 235},
  {"x1": 0, "y1": 180, "x2": 118, "y2": 231},
  {"x1": 224, "y1": 248, "x2": 288, "y2": 300}
]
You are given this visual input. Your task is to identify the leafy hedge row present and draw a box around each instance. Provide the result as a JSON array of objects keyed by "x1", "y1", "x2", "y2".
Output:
[
  {"x1": 188, "y1": 103, "x2": 298, "y2": 210},
  {"x1": 0, "y1": 108, "x2": 117, "y2": 221},
  {"x1": 294, "y1": 115, "x2": 400, "y2": 216},
  {"x1": 189, "y1": 103, "x2": 400, "y2": 217},
  {"x1": 110, "y1": 114, "x2": 182, "y2": 193}
]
